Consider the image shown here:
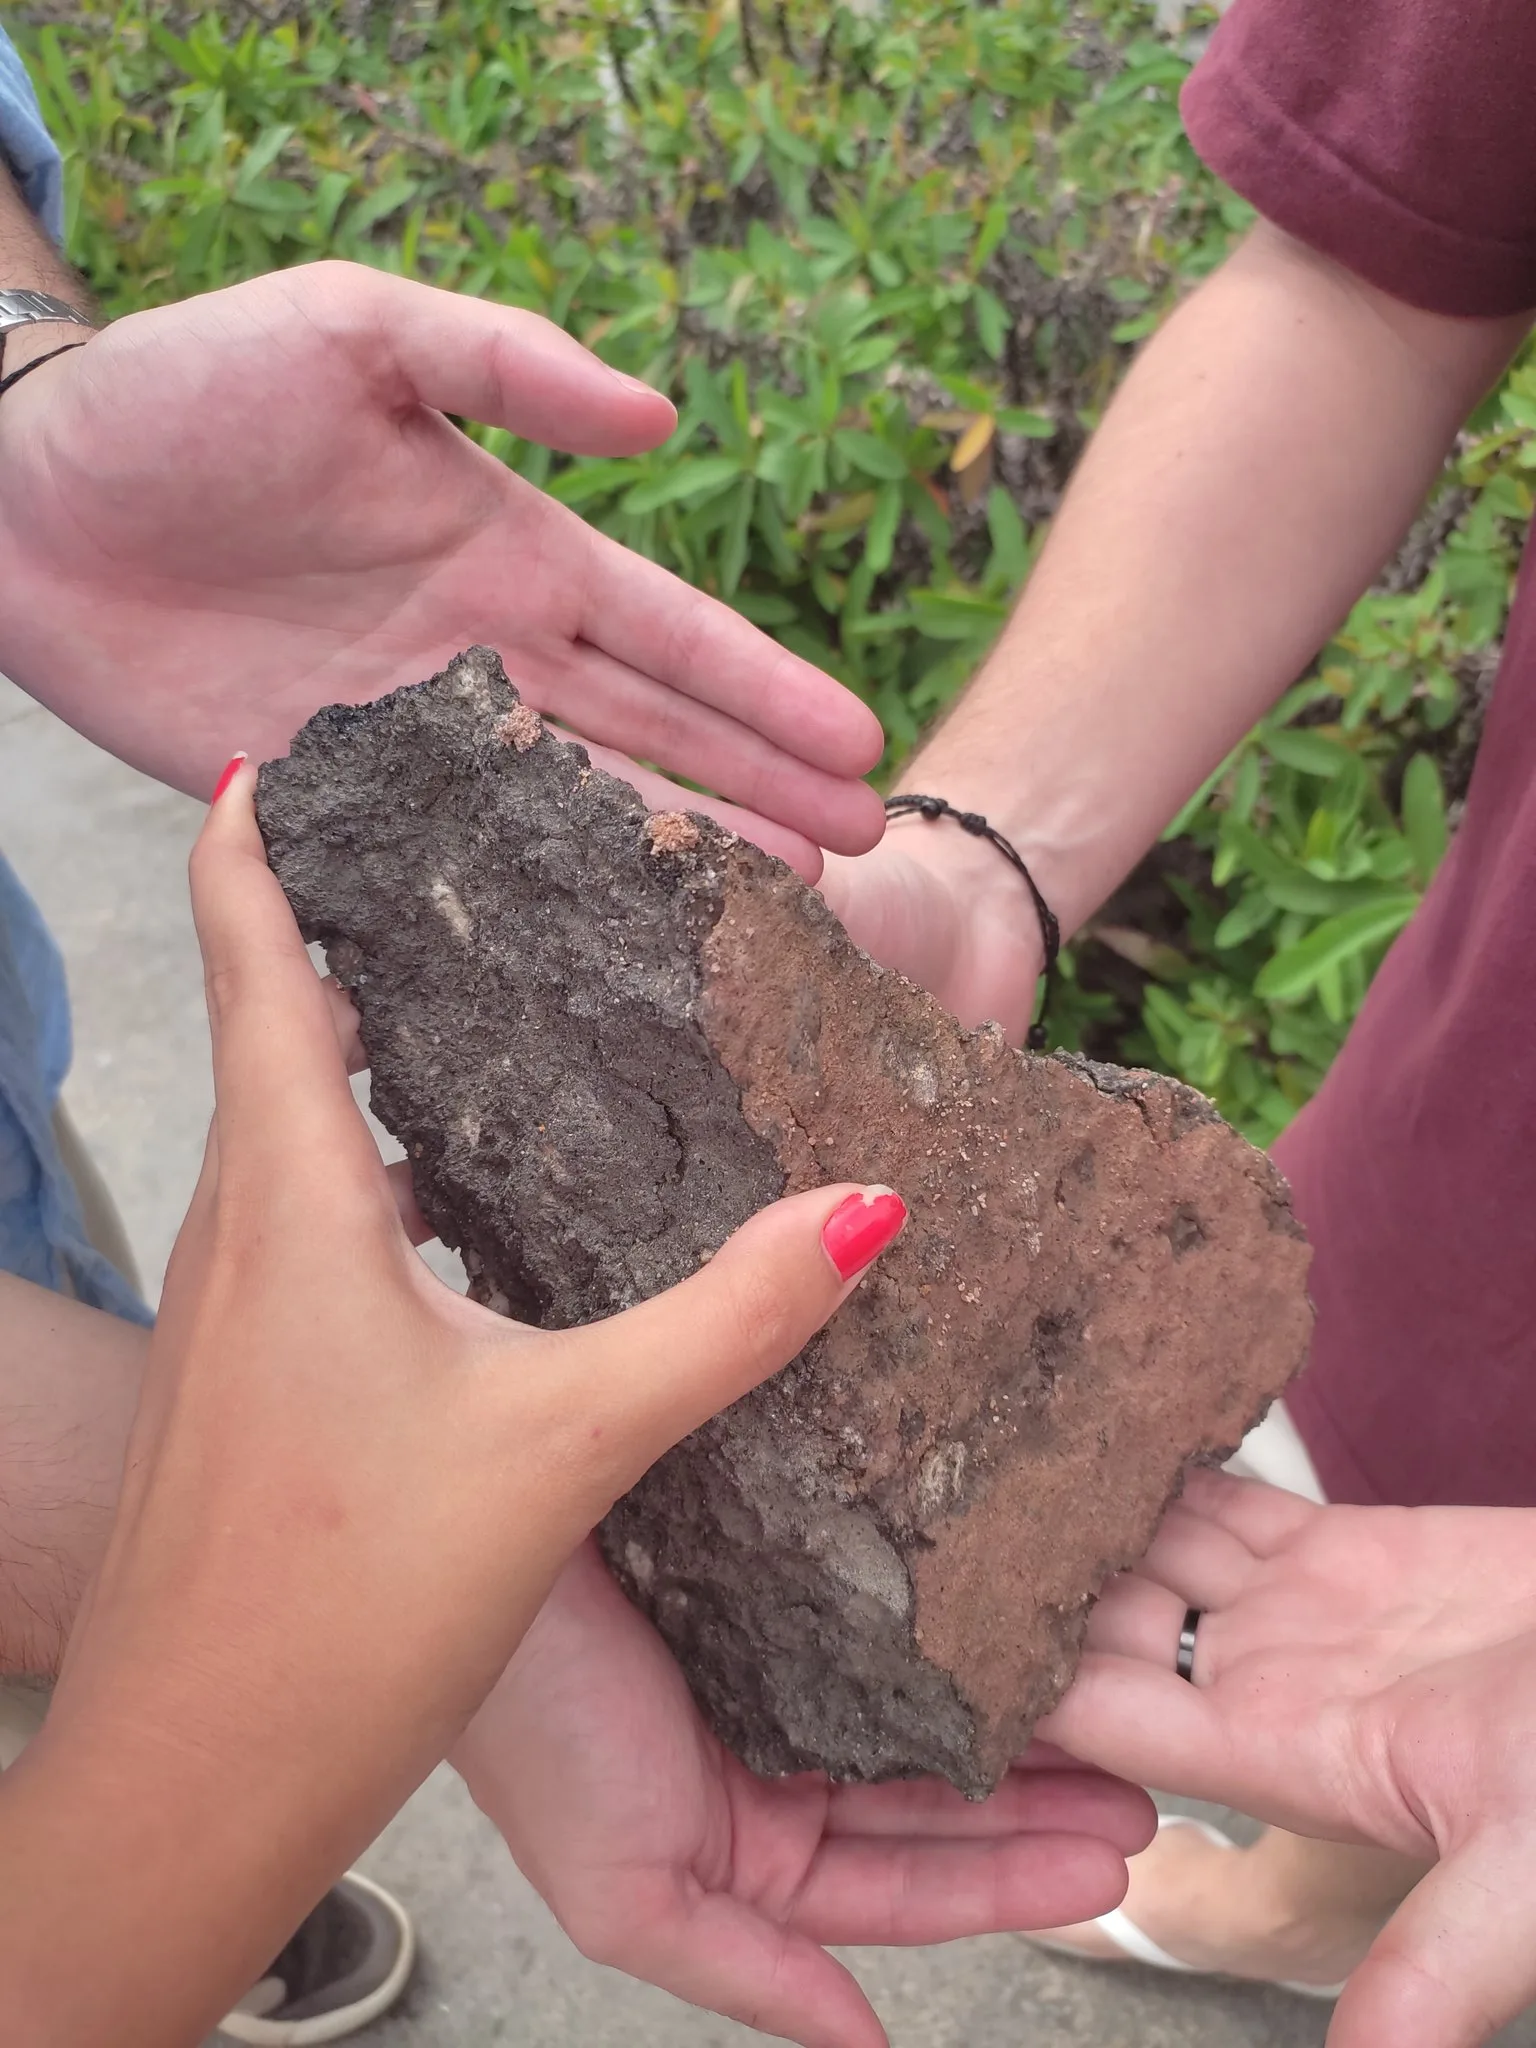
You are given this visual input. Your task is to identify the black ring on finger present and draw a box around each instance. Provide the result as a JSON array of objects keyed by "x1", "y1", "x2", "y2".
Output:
[{"x1": 1176, "y1": 1607, "x2": 1201, "y2": 1683}]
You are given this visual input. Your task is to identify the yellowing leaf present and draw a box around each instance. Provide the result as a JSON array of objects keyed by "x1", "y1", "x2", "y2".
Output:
[
  {"x1": 803, "y1": 491, "x2": 879, "y2": 534},
  {"x1": 950, "y1": 414, "x2": 995, "y2": 474}
]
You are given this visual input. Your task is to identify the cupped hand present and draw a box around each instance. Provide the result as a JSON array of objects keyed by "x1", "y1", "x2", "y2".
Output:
[
  {"x1": 454, "y1": 1541, "x2": 1154, "y2": 2048},
  {"x1": 820, "y1": 823, "x2": 1044, "y2": 1042},
  {"x1": 1044, "y1": 1468, "x2": 1536, "y2": 2048},
  {"x1": 39, "y1": 765, "x2": 904, "y2": 2037},
  {"x1": 0, "y1": 262, "x2": 884, "y2": 874}
]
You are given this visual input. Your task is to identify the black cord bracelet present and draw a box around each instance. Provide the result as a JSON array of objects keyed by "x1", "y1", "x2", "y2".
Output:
[
  {"x1": 0, "y1": 338, "x2": 92, "y2": 399},
  {"x1": 884, "y1": 793, "x2": 1060, "y2": 1051}
]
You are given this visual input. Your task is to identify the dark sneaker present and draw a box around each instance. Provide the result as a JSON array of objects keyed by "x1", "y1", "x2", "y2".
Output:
[{"x1": 220, "y1": 1873, "x2": 414, "y2": 2044}]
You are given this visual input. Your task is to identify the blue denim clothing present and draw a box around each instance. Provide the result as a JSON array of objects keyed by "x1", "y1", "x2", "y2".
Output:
[
  {"x1": 0, "y1": 30, "x2": 147, "y2": 1323},
  {"x1": 0, "y1": 26, "x2": 63, "y2": 246},
  {"x1": 0, "y1": 857, "x2": 149, "y2": 1321}
]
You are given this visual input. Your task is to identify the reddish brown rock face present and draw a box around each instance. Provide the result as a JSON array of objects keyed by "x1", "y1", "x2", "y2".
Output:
[{"x1": 258, "y1": 648, "x2": 1312, "y2": 1795}]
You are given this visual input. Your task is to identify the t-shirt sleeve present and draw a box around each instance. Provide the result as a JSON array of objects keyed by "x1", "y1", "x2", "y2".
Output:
[
  {"x1": 0, "y1": 27, "x2": 63, "y2": 247},
  {"x1": 1181, "y1": 0, "x2": 1536, "y2": 317}
]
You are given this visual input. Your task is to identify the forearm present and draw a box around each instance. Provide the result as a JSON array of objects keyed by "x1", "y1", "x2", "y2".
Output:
[
  {"x1": 0, "y1": 157, "x2": 94, "y2": 375},
  {"x1": 0, "y1": 1472, "x2": 541, "y2": 2045},
  {"x1": 0, "y1": 1276, "x2": 144, "y2": 1674},
  {"x1": 0, "y1": 1695, "x2": 414, "y2": 2047},
  {"x1": 900, "y1": 223, "x2": 1529, "y2": 936}
]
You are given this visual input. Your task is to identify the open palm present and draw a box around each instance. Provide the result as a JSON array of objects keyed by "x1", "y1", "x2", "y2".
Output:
[
  {"x1": 0, "y1": 262, "x2": 883, "y2": 872},
  {"x1": 1047, "y1": 1469, "x2": 1536, "y2": 2048},
  {"x1": 453, "y1": 1541, "x2": 1153, "y2": 2048}
]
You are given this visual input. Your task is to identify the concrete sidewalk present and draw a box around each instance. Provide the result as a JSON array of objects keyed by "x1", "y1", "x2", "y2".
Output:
[{"x1": 1, "y1": 675, "x2": 1522, "y2": 2047}]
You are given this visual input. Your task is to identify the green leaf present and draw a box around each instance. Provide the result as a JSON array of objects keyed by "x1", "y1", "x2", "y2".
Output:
[
  {"x1": 938, "y1": 373, "x2": 1000, "y2": 414},
  {"x1": 234, "y1": 122, "x2": 295, "y2": 193},
  {"x1": 147, "y1": 21, "x2": 212, "y2": 80},
  {"x1": 973, "y1": 199, "x2": 1010, "y2": 273},
  {"x1": 1161, "y1": 751, "x2": 1239, "y2": 842},
  {"x1": 843, "y1": 609, "x2": 918, "y2": 639},
  {"x1": 1213, "y1": 892, "x2": 1277, "y2": 950},
  {"x1": 984, "y1": 486, "x2": 1029, "y2": 586},
  {"x1": 547, "y1": 461, "x2": 635, "y2": 509},
  {"x1": 833, "y1": 429, "x2": 909, "y2": 481},
  {"x1": 344, "y1": 178, "x2": 419, "y2": 239},
  {"x1": 996, "y1": 407, "x2": 1055, "y2": 439},
  {"x1": 762, "y1": 111, "x2": 818, "y2": 167},
  {"x1": 840, "y1": 334, "x2": 900, "y2": 375},
  {"x1": 1229, "y1": 749, "x2": 1263, "y2": 824},
  {"x1": 732, "y1": 591, "x2": 799, "y2": 627},
  {"x1": 864, "y1": 481, "x2": 903, "y2": 576},
  {"x1": 1262, "y1": 874, "x2": 1388, "y2": 918},
  {"x1": 1400, "y1": 752, "x2": 1449, "y2": 885},
  {"x1": 620, "y1": 455, "x2": 744, "y2": 514},
  {"x1": 1110, "y1": 310, "x2": 1159, "y2": 344},
  {"x1": 729, "y1": 134, "x2": 762, "y2": 188},
  {"x1": 1263, "y1": 728, "x2": 1355, "y2": 777},
  {"x1": 1254, "y1": 895, "x2": 1419, "y2": 1003},
  {"x1": 312, "y1": 169, "x2": 352, "y2": 240},
  {"x1": 974, "y1": 286, "x2": 1009, "y2": 361},
  {"x1": 909, "y1": 588, "x2": 1007, "y2": 642},
  {"x1": 719, "y1": 478, "x2": 757, "y2": 597}
]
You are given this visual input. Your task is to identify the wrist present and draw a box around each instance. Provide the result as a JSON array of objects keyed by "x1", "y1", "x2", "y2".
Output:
[
  {"x1": 882, "y1": 799, "x2": 1057, "y2": 955},
  {"x1": 0, "y1": 288, "x2": 100, "y2": 388},
  {"x1": 827, "y1": 814, "x2": 1047, "y2": 1041},
  {"x1": 888, "y1": 732, "x2": 1123, "y2": 945},
  {"x1": 0, "y1": 330, "x2": 98, "y2": 404},
  {"x1": 1, "y1": 323, "x2": 90, "y2": 378},
  {"x1": 0, "y1": 1710, "x2": 350, "y2": 2047}
]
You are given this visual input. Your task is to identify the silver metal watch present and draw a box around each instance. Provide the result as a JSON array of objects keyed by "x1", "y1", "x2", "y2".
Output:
[{"x1": 0, "y1": 288, "x2": 96, "y2": 336}]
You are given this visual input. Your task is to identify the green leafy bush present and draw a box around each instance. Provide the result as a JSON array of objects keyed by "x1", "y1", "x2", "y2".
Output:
[{"x1": 17, "y1": 0, "x2": 1532, "y2": 1140}]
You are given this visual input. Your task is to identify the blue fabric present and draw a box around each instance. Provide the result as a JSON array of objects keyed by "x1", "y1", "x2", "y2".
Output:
[
  {"x1": 0, "y1": 33, "x2": 147, "y2": 1323},
  {"x1": 0, "y1": 856, "x2": 149, "y2": 1323},
  {"x1": 0, "y1": 27, "x2": 63, "y2": 246}
]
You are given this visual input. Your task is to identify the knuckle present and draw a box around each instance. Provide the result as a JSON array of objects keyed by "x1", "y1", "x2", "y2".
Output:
[
  {"x1": 201, "y1": 960, "x2": 245, "y2": 1033},
  {"x1": 277, "y1": 261, "x2": 399, "y2": 380},
  {"x1": 299, "y1": 257, "x2": 371, "y2": 308},
  {"x1": 495, "y1": 302, "x2": 562, "y2": 347},
  {"x1": 659, "y1": 593, "x2": 715, "y2": 682},
  {"x1": 715, "y1": 1255, "x2": 799, "y2": 1370},
  {"x1": 187, "y1": 830, "x2": 219, "y2": 898},
  {"x1": 645, "y1": 692, "x2": 696, "y2": 772}
]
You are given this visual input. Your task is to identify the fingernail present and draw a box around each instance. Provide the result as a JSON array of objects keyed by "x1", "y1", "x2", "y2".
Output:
[
  {"x1": 822, "y1": 1186, "x2": 907, "y2": 1281},
  {"x1": 211, "y1": 753, "x2": 248, "y2": 804}
]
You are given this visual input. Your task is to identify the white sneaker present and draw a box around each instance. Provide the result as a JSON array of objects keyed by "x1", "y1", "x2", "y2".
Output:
[{"x1": 220, "y1": 1872, "x2": 415, "y2": 2044}]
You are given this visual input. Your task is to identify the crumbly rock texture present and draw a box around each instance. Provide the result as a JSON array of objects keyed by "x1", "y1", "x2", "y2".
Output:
[{"x1": 257, "y1": 647, "x2": 1313, "y2": 1795}]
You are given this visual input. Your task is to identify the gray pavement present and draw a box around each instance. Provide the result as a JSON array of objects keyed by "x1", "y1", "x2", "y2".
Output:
[{"x1": 1, "y1": 672, "x2": 1526, "y2": 2045}]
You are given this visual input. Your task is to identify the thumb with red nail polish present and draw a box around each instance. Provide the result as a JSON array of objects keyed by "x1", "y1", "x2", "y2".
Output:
[
  {"x1": 822, "y1": 1184, "x2": 908, "y2": 1281},
  {"x1": 566, "y1": 1183, "x2": 907, "y2": 1503},
  {"x1": 210, "y1": 753, "x2": 248, "y2": 804}
]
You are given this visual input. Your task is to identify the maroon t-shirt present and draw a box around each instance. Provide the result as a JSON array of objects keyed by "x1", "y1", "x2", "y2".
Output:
[{"x1": 1181, "y1": 0, "x2": 1536, "y2": 1505}]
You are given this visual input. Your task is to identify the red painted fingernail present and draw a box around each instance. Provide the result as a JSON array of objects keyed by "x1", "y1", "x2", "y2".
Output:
[
  {"x1": 211, "y1": 753, "x2": 248, "y2": 804},
  {"x1": 822, "y1": 1186, "x2": 907, "y2": 1281}
]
